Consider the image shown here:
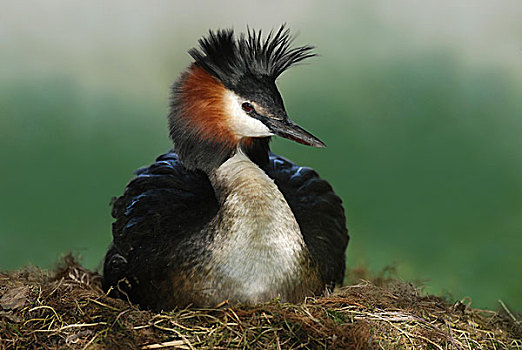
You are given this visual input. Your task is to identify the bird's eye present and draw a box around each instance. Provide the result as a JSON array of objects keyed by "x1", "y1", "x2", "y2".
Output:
[{"x1": 241, "y1": 102, "x2": 254, "y2": 113}]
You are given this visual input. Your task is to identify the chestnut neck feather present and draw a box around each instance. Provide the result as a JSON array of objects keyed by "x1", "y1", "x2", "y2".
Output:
[{"x1": 168, "y1": 65, "x2": 270, "y2": 173}]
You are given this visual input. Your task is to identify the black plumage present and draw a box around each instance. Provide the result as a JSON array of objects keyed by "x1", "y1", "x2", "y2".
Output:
[{"x1": 189, "y1": 25, "x2": 315, "y2": 89}]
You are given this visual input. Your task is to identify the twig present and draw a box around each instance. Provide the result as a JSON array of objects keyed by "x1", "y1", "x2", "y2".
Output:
[
  {"x1": 141, "y1": 340, "x2": 188, "y2": 349},
  {"x1": 498, "y1": 299, "x2": 519, "y2": 324}
]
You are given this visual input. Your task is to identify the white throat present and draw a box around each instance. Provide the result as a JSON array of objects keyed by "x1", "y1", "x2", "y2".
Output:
[{"x1": 206, "y1": 151, "x2": 308, "y2": 303}]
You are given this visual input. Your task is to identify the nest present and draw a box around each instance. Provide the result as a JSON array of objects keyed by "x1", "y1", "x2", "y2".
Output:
[{"x1": 0, "y1": 255, "x2": 520, "y2": 349}]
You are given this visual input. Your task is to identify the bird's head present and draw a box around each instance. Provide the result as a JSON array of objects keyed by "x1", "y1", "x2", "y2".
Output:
[{"x1": 168, "y1": 25, "x2": 324, "y2": 172}]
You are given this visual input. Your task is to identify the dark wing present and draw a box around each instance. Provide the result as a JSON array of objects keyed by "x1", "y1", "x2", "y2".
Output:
[
  {"x1": 102, "y1": 152, "x2": 218, "y2": 307},
  {"x1": 266, "y1": 152, "x2": 349, "y2": 288}
]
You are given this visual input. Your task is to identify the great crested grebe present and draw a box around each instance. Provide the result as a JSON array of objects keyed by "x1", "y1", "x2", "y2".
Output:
[{"x1": 103, "y1": 26, "x2": 349, "y2": 311}]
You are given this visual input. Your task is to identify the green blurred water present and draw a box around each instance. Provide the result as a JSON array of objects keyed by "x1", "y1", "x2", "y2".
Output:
[{"x1": 1, "y1": 52, "x2": 521, "y2": 311}]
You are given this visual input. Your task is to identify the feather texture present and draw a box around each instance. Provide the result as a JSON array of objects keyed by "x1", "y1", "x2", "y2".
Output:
[
  {"x1": 103, "y1": 151, "x2": 348, "y2": 310},
  {"x1": 189, "y1": 25, "x2": 316, "y2": 87}
]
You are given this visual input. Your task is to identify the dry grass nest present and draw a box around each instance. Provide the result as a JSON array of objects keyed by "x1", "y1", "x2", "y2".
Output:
[{"x1": 1, "y1": 255, "x2": 520, "y2": 349}]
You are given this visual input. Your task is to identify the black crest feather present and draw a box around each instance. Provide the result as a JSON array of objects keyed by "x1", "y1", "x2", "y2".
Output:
[{"x1": 188, "y1": 24, "x2": 316, "y2": 87}]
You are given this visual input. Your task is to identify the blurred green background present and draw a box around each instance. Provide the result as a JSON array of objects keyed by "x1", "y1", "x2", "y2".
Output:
[{"x1": 1, "y1": 1, "x2": 521, "y2": 311}]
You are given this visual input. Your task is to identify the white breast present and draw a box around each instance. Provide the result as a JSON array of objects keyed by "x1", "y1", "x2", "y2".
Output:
[{"x1": 205, "y1": 151, "x2": 308, "y2": 303}]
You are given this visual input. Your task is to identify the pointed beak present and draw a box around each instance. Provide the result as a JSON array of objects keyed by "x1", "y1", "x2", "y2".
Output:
[{"x1": 264, "y1": 117, "x2": 326, "y2": 148}]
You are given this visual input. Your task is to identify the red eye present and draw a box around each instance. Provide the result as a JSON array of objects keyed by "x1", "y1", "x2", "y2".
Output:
[{"x1": 241, "y1": 102, "x2": 254, "y2": 113}]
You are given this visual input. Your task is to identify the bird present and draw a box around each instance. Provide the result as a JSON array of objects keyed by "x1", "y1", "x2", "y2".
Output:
[{"x1": 102, "y1": 25, "x2": 349, "y2": 311}]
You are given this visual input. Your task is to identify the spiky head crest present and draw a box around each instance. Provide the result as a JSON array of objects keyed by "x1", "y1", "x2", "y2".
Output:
[
  {"x1": 169, "y1": 25, "x2": 316, "y2": 173},
  {"x1": 189, "y1": 24, "x2": 316, "y2": 88}
]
